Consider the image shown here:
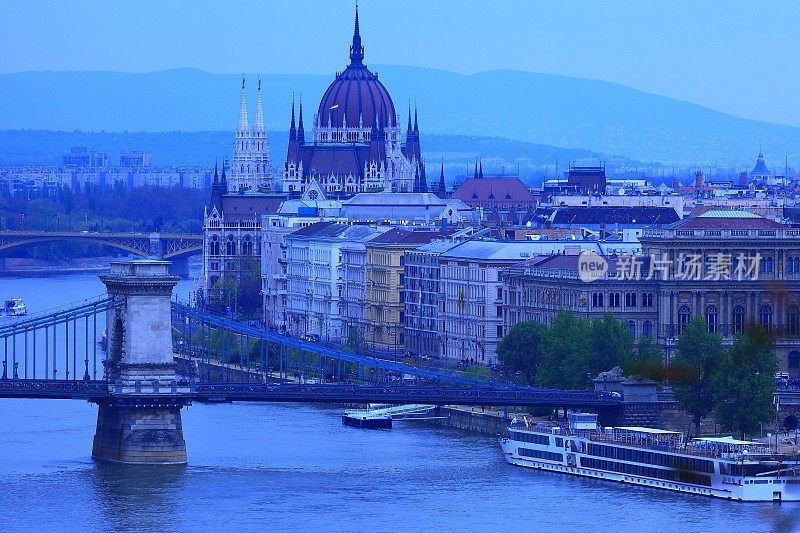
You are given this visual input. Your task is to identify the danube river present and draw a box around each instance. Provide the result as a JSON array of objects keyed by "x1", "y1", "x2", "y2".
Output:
[{"x1": 0, "y1": 272, "x2": 798, "y2": 532}]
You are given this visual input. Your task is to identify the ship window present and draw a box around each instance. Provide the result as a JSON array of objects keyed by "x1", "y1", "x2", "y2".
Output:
[{"x1": 519, "y1": 448, "x2": 563, "y2": 462}]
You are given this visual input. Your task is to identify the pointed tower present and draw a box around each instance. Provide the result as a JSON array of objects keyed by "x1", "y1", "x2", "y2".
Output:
[
  {"x1": 251, "y1": 77, "x2": 272, "y2": 190},
  {"x1": 297, "y1": 96, "x2": 305, "y2": 145},
  {"x1": 210, "y1": 160, "x2": 226, "y2": 213},
  {"x1": 437, "y1": 158, "x2": 447, "y2": 198},
  {"x1": 230, "y1": 76, "x2": 252, "y2": 192},
  {"x1": 287, "y1": 96, "x2": 298, "y2": 162},
  {"x1": 350, "y1": 5, "x2": 364, "y2": 66},
  {"x1": 479, "y1": 159, "x2": 484, "y2": 179}
]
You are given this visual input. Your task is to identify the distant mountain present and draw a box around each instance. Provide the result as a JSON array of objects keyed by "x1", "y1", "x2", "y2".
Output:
[{"x1": 0, "y1": 67, "x2": 796, "y2": 165}]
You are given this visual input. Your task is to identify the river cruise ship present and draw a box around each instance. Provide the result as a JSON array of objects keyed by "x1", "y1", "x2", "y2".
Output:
[{"x1": 500, "y1": 413, "x2": 800, "y2": 501}]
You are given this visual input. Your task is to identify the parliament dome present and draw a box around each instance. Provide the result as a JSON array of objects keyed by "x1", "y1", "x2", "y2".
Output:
[{"x1": 316, "y1": 9, "x2": 397, "y2": 129}]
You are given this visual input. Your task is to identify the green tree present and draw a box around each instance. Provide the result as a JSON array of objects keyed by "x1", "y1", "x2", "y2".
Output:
[
  {"x1": 589, "y1": 313, "x2": 635, "y2": 376},
  {"x1": 669, "y1": 316, "x2": 724, "y2": 435},
  {"x1": 712, "y1": 328, "x2": 778, "y2": 439},
  {"x1": 496, "y1": 320, "x2": 548, "y2": 386},
  {"x1": 538, "y1": 311, "x2": 592, "y2": 390},
  {"x1": 623, "y1": 335, "x2": 665, "y2": 382}
]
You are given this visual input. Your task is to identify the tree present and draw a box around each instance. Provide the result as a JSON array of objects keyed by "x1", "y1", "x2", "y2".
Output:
[
  {"x1": 623, "y1": 335, "x2": 665, "y2": 382},
  {"x1": 669, "y1": 316, "x2": 724, "y2": 435},
  {"x1": 589, "y1": 313, "x2": 635, "y2": 376},
  {"x1": 496, "y1": 320, "x2": 548, "y2": 386},
  {"x1": 712, "y1": 328, "x2": 778, "y2": 439},
  {"x1": 538, "y1": 311, "x2": 592, "y2": 390}
]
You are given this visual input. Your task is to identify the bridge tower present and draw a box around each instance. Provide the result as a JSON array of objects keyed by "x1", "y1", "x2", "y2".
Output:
[{"x1": 92, "y1": 260, "x2": 190, "y2": 464}]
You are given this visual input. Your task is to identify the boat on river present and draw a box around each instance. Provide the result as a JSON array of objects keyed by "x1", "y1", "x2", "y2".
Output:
[
  {"x1": 2, "y1": 298, "x2": 27, "y2": 317},
  {"x1": 500, "y1": 413, "x2": 800, "y2": 501},
  {"x1": 342, "y1": 404, "x2": 436, "y2": 430}
]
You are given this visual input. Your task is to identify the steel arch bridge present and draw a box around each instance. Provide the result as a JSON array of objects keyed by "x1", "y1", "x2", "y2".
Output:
[{"x1": 0, "y1": 231, "x2": 202, "y2": 260}]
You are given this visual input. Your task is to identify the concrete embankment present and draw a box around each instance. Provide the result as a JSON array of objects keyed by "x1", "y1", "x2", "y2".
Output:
[{"x1": 420, "y1": 406, "x2": 511, "y2": 436}]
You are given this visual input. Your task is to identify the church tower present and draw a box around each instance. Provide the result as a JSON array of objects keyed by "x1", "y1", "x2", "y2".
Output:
[{"x1": 229, "y1": 76, "x2": 272, "y2": 192}]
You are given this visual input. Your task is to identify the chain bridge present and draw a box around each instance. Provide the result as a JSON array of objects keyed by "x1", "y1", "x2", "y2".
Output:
[
  {"x1": 0, "y1": 231, "x2": 202, "y2": 276},
  {"x1": 0, "y1": 259, "x2": 621, "y2": 464}
]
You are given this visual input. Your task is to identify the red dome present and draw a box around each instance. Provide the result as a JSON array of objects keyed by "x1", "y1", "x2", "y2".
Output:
[
  {"x1": 317, "y1": 66, "x2": 397, "y2": 129},
  {"x1": 316, "y1": 8, "x2": 397, "y2": 129}
]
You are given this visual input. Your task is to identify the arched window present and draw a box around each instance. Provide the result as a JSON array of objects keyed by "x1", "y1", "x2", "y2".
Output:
[
  {"x1": 794, "y1": 257, "x2": 800, "y2": 274},
  {"x1": 790, "y1": 351, "x2": 800, "y2": 370},
  {"x1": 627, "y1": 320, "x2": 637, "y2": 339},
  {"x1": 678, "y1": 305, "x2": 691, "y2": 335},
  {"x1": 226, "y1": 235, "x2": 236, "y2": 256},
  {"x1": 642, "y1": 320, "x2": 653, "y2": 338},
  {"x1": 732, "y1": 305, "x2": 746, "y2": 335},
  {"x1": 788, "y1": 305, "x2": 800, "y2": 336},
  {"x1": 210, "y1": 235, "x2": 220, "y2": 256},
  {"x1": 705, "y1": 305, "x2": 718, "y2": 333},
  {"x1": 760, "y1": 304, "x2": 773, "y2": 331},
  {"x1": 787, "y1": 257, "x2": 795, "y2": 274},
  {"x1": 242, "y1": 235, "x2": 253, "y2": 256},
  {"x1": 763, "y1": 256, "x2": 774, "y2": 273}
]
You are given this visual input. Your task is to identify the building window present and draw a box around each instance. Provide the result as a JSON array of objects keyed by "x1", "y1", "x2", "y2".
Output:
[
  {"x1": 642, "y1": 320, "x2": 653, "y2": 338},
  {"x1": 627, "y1": 320, "x2": 637, "y2": 339},
  {"x1": 760, "y1": 256, "x2": 775, "y2": 273},
  {"x1": 760, "y1": 304, "x2": 773, "y2": 331},
  {"x1": 732, "y1": 305, "x2": 746, "y2": 335},
  {"x1": 789, "y1": 351, "x2": 800, "y2": 370},
  {"x1": 496, "y1": 325, "x2": 503, "y2": 338},
  {"x1": 642, "y1": 293, "x2": 654, "y2": 307},
  {"x1": 625, "y1": 293, "x2": 637, "y2": 307},
  {"x1": 592, "y1": 293, "x2": 604, "y2": 308},
  {"x1": 226, "y1": 235, "x2": 236, "y2": 255},
  {"x1": 609, "y1": 293, "x2": 621, "y2": 307},
  {"x1": 242, "y1": 235, "x2": 253, "y2": 256},
  {"x1": 496, "y1": 287, "x2": 503, "y2": 300},
  {"x1": 677, "y1": 305, "x2": 691, "y2": 335},
  {"x1": 210, "y1": 235, "x2": 220, "y2": 256},
  {"x1": 705, "y1": 305, "x2": 718, "y2": 334},
  {"x1": 496, "y1": 305, "x2": 503, "y2": 317},
  {"x1": 788, "y1": 305, "x2": 800, "y2": 336}
]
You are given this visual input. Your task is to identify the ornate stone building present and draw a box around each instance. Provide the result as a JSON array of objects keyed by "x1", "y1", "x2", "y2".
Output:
[
  {"x1": 282, "y1": 8, "x2": 426, "y2": 198},
  {"x1": 501, "y1": 211, "x2": 800, "y2": 375}
]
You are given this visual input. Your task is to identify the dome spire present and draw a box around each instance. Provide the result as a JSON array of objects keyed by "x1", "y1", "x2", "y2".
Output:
[{"x1": 349, "y1": 5, "x2": 364, "y2": 65}]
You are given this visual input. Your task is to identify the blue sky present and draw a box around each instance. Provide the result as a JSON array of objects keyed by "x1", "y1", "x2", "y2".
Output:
[{"x1": 2, "y1": 0, "x2": 799, "y2": 127}]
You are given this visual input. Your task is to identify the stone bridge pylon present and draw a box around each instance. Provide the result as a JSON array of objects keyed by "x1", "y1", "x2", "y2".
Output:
[{"x1": 92, "y1": 260, "x2": 191, "y2": 464}]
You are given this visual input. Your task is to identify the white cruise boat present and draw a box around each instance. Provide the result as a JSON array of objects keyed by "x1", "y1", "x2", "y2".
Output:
[
  {"x1": 500, "y1": 413, "x2": 800, "y2": 501},
  {"x1": 2, "y1": 298, "x2": 27, "y2": 317}
]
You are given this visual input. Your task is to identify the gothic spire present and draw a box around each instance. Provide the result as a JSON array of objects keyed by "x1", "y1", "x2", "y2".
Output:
[
  {"x1": 254, "y1": 77, "x2": 265, "y2": 133},
  {"x1": 407, "y1": 103, "x2": 412, "y2": 134},
  {"x1": 221, "y1": 159, "x2": 227, "y2": 187},
  {"x1": 213, "y1": 160, "x2": 219, "y2": 185},
  {"x1": 479, "y1": 159, "x2": 484, "y2": 179},
  {"x1": 289, "y1": 95, "x2": 297, "y2": 138},
  {"x1": 297, "y1": 96, "x2": 305, "y2": 143},
  {"x1": 474, "y1": 159, "x2": 478, "y2": 178},
  {"x1": 237, "y1": 75, "x2": 250, "y2": 132},
  {"x1": 414, "y1": 105, "x2": 419, "y2": 134},
  {"x1": 349, "y1": 6, "x2": 364, "y2": 65},
  {"x1": 438, "y1": 158, "x2": 446, "y2": 196}
]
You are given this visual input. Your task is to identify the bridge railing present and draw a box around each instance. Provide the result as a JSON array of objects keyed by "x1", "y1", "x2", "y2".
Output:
[{"x1": 0, "y1": 297, "x2": 121, "y2": 381}]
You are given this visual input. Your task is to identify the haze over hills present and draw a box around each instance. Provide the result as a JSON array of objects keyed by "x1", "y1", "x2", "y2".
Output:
[{"x1": 0, "y1": 67, "x2": 796, "y2": 167}]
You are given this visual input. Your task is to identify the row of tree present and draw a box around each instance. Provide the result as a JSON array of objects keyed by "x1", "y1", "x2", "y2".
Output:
[
  {"x1": 497, "y1": 311, "x2": 663, "y2": 389},
  {"x1": 497, "y1": 311, "x2": 779, "y2": 438}
]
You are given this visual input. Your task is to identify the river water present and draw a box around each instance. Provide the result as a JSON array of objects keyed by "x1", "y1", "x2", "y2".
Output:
[{"x1": 0, "y1": 272, "x2": 798, "y2": 533}]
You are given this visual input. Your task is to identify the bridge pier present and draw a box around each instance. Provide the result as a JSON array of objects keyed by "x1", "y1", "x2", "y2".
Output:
[
  {"x1": 92, "y1": 260, "x2": 189, "y2": 465},
  {"x1": 168, "y1": 257, "x2": 190, "y2": 278}
]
